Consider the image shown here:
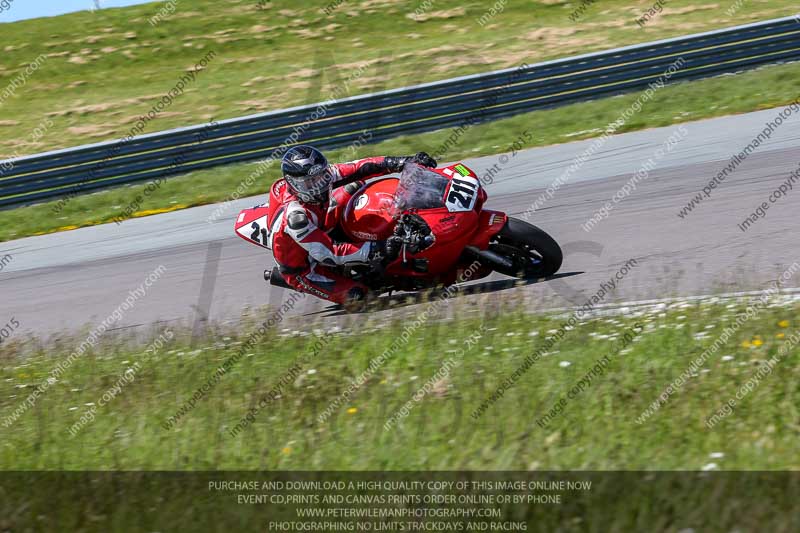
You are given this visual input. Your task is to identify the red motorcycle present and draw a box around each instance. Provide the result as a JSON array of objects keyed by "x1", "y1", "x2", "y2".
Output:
[{"x1": 235, "y1": 162, "x2": 562, "y2": 301}]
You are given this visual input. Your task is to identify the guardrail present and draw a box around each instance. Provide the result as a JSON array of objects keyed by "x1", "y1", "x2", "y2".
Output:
[{"x1": 1, "y1": 15, "x2": 799, "y2": 208}]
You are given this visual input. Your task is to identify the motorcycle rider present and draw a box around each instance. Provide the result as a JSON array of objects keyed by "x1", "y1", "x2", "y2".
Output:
[{"x1": 269, "y1": 145, "x2": 437, "y2": 309}]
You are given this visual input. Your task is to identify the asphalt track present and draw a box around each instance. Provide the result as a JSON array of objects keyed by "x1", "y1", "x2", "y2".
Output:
[{"x1": 2, "y1": 107, "x2": 799, "y2": 338}]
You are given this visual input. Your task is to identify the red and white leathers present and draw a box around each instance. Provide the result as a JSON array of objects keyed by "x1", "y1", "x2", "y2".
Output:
[{"x1": 266, "y1": 156, "x2": 408, "y2": 305}]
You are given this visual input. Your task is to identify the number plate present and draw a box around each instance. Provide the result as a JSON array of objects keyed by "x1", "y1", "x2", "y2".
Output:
[
  {"x1": 444, "y1": 175, "x2": 479, "y2": 212},
  {"x1": 236, "y1": 214, "x2": 270, "y2": 248}
]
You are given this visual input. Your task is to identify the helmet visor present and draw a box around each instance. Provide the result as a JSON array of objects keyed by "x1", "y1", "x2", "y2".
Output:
[{"x1": 287, "y1": 167, "x2": 332, "y2": 203}]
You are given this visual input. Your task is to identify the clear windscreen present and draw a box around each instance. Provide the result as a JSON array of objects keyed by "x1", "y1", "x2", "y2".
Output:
[{"x1": 393, "y1": 163, "x2": 448, "y2": 213}]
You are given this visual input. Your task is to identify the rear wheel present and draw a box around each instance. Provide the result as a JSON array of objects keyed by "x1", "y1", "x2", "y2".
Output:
[{"x1": 489, "y1": 217, "x2": 562, "y2": 278}]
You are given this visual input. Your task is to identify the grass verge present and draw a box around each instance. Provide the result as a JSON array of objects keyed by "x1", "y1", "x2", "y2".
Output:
[
  {"x1": 1, "y1": 295, "x2": 798, "y2": 470},
  {"x1": 1, "y1": 59, "x2": 799, "y2": 242}
]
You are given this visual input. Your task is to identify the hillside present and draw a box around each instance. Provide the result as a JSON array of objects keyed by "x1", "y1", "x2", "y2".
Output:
[{"x1": 0, "y1": 0, "x2": 796, "y2": 157}]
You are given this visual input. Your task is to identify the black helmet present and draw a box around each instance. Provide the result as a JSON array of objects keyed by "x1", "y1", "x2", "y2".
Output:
[{"x1": 281, "y1": 145, "x2": 332, "y2": 204}]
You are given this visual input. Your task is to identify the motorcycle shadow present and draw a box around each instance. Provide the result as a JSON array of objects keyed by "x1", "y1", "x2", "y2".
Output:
[{"x1": 313, "y1": 271, "x2": 584, "y2": 316}]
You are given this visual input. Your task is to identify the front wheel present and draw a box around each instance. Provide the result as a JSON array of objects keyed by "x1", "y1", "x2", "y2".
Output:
[{"x1": 488, "y1": 217, "x2": 562, "y2": 278}]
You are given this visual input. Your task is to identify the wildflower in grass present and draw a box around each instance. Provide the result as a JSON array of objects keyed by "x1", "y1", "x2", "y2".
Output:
[
  {"x1": 741, "y1": 340, "x2": 752, "y2": 348},
  {"x1": 778, "y1": 320, "x2": 789, "y2": 328},
  {"x1": 752, "y1": 338, "x2": 763, "y2": 347},
  {"x1": 281, "y1": 447, "x2": 291, "y2": 455},
  {"x1": 347, "y1": 407, "x2": 358, "y2": 414},
  {"x1": 559, "y1": 361, "x2": 571, "y2": 368}
]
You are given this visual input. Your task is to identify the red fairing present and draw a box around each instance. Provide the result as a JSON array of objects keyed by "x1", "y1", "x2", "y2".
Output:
[
  {"x1": 234, "y1": 179, "x2": 295, "y2": 249},
  {"x1": 341, "y1": 178, "x2": 399, "y2": 242},
  {"x1": 468, "y1": 210, "x2": 508, "y2": 249},
  {"x1": 341, "y1": 163, "x2": 497, "y2": 279},
  {"x1": 234, "y1": 205, "x2": 271, "y2": 248}
]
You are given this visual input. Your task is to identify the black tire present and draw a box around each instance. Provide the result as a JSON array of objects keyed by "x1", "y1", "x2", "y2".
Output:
[{"x1": 489, "y1": 217, "x2": 562, "y2": 278}]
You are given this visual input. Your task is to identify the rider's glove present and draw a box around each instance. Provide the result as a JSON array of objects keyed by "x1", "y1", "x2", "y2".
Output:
[
  {"x1": 383, "y1": 235, "x2": 404, "y2": 261},
  {"x1": 410, "y1": 152, "x2": 437, "y2": 168},
  {"x1": 395, "y1": 213, "x2": 433, "y2": 254}
]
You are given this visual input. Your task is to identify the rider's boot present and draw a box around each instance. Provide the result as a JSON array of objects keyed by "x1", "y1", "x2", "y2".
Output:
[{"x1": 342, "y1": 287, "x2": 368, "y2": 313}]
